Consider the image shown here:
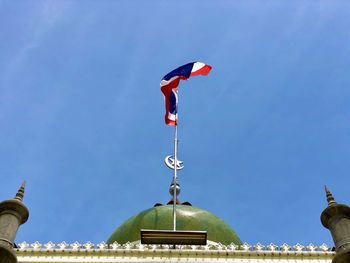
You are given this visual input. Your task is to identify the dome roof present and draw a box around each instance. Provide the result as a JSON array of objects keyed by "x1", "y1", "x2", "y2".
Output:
[{"x1": 107, "y1": 205, "x2": 241, "y2": 245}]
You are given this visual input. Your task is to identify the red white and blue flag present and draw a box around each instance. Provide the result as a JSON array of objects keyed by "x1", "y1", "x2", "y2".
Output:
[{"x1": 160, "y1": 62, "x2": 212, "y2": 126}]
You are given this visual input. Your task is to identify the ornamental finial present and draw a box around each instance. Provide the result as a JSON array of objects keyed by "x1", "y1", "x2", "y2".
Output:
[
  {"x1": 14, "y1": 181, "x2": 26, "y2": 202},
  {"x1": 325, "y1": 185, "x2": 336, "y2": 206},
  {"x1": 168, "y1": 178, "x2": 181, "y2": 204}
]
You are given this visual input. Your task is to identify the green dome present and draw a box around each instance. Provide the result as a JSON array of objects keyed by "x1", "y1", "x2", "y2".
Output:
[{"x1": 108, "y1": 205, "x2": 241, "y2": 245}]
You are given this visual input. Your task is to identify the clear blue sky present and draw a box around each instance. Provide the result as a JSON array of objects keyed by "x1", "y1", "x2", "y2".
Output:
[{"x1": 1, "y1": 0, "x2": 350, "y2": 246}]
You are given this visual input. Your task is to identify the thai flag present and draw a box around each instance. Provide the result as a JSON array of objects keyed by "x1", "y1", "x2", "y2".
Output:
[{"x1": 160, "y1": 62, "x2": 212, "y2": 126}]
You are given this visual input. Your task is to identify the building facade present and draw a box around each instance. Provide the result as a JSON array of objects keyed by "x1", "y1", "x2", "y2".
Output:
[{"x1": 2, "y1": 184, "x2": 349, "y2": 263}]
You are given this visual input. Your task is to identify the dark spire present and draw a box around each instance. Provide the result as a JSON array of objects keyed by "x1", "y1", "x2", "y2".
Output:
[
  {"x1": 14, "y1": 181, "x2": 26, "y2": 202},
  {"x1": 325, "y1": 185, "x2": 336, "y2": 206},
  {"x1": 0, "y1": 181, "x2": 29, "y2": 263},
  {"x1": 321, "y1": 186, "x2": 350, "y2": 262}
]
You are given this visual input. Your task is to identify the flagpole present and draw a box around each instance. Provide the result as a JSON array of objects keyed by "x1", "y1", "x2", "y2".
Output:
[{"x1": 173, "y1": 123, "x2": 178, "y2": 231}]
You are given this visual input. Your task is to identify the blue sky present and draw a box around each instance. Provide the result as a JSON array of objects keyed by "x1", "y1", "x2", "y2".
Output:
[{"x1": 1, "y1": 0, "x2": 350, "y2": 246}]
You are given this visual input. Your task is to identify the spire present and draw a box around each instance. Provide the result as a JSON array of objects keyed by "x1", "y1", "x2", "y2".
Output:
[
  {"x1": 14, "y1": 181, "x2": 26, "y2": 202},
  {"x1": 325, "y1": 185, "x2": 336, "y2": 206},
  {"x1": 321, "y1": 187, "x2": 350, "y2": 262},
  {"x1": 0, "y1": 181, "x2": 29, "y2": 263}
]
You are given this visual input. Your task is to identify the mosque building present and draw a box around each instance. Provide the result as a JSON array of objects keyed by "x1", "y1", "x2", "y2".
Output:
[{"x1": 1, "y1": 178, "x2": 350, "y2": 263}]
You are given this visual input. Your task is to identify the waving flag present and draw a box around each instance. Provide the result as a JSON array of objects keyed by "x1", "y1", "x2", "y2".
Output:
[{"x1": 160, "y1": 62, "x2": 212, "y2": 126}]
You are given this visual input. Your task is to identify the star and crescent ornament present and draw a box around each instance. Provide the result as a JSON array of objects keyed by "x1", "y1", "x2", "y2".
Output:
[{"x1": 164, "y1": 155, "x2": 184, "y2": 170}]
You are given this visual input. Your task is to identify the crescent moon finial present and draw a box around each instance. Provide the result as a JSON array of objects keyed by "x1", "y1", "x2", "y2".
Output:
[{"x1": 164, "y1": 155, "x2": 184, "y2": 170}]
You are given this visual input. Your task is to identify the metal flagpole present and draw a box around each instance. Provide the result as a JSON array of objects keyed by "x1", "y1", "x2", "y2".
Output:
[{"x1": 172, "y1": 124, "x2": 178, "y2": 231}]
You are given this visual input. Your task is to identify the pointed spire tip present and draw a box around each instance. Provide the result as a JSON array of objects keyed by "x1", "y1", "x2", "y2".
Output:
[
  {"x1": 14, "y1": 180, "x2": 26, "y2": 202},
  {"x1": 324, "y1": 185, "x2": 336, "y2": 206}
]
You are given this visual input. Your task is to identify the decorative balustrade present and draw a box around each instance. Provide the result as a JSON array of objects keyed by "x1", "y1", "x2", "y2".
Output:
[{"x1": 16, "y1": 241, "x2": 333, "y2": 253}]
